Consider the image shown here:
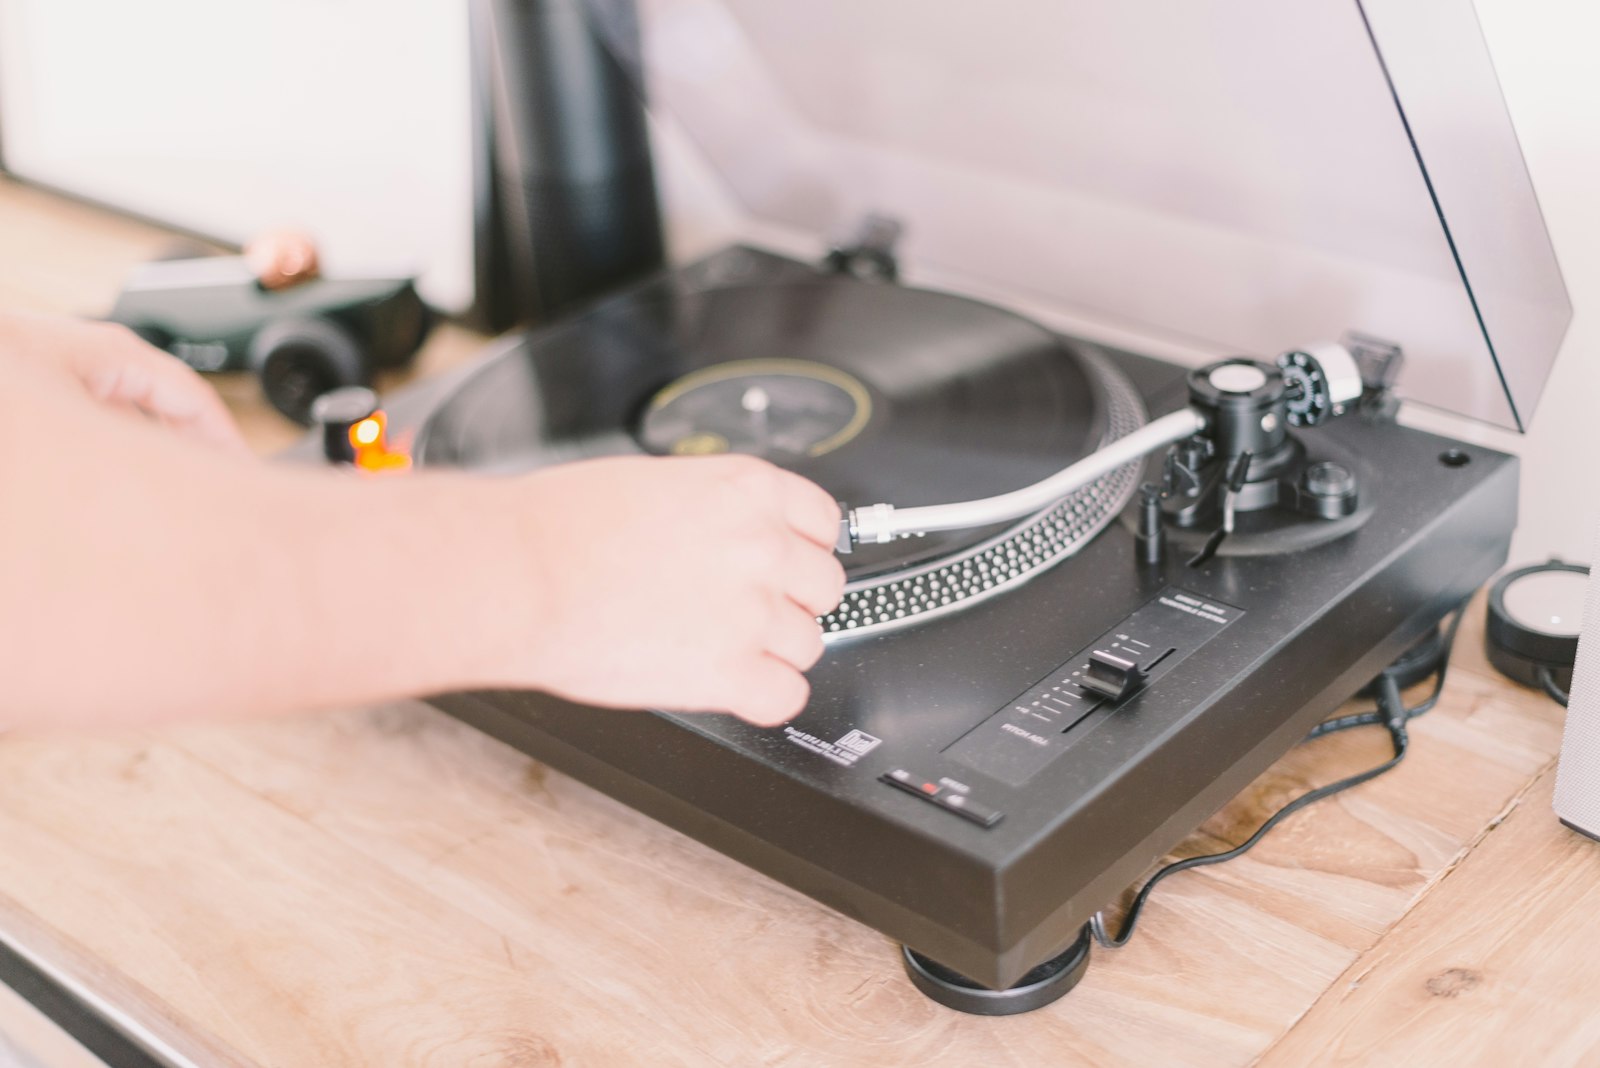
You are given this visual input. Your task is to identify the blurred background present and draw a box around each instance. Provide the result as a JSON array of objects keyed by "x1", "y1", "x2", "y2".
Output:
[
  {"x1": 0, "y1": 0, "x2": 476, "y2": 310},
  {"x1": 0, "y1": 0, "x2": 1594, "y2": 563}
]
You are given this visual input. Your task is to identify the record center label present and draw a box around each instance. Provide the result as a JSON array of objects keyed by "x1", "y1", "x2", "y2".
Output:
[
  {"x1": 945, "y1": 588, "x2": 1243, "y2": 787},
  {"x1": 640, "y1": 359, "x2": 872, "y2": 461}
]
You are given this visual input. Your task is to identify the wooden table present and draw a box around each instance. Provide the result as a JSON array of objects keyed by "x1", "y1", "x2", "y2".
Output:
[{"x1": 3, "y1": 174, "x2": 1598, "y2": 1067}]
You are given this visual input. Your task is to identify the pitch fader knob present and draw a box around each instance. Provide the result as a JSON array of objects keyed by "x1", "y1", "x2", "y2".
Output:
[
  {"x1": 1276, "y1": 343, "x2": 1363, "y2": 427},
  {"x1": 1080, "y1": 650, "x2": 1149, "y2": 703}
]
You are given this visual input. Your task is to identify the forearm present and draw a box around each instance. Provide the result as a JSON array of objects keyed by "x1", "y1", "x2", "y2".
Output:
[
  {"x1": 193, "y1": 465, "x2": 541, "y2": 719},
  {"x1": 0, "y1": 362, "x2": 538, "y2": 728}
]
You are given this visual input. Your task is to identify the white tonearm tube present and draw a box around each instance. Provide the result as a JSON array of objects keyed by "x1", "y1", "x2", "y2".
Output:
[{"x1": 842, "y1": 407, "x2": 1209, "y2": 549}]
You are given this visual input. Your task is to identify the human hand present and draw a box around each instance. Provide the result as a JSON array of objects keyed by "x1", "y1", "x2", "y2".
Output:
[
  {"x1": 0, "y1": 312, "x2": 247, "y2": 452},
  {"x1": 504, "y1": 455, "x2": 847, "y2": 726}
]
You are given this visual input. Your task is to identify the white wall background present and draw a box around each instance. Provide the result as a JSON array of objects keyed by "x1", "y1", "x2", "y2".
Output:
[
  {"x1": 0, "y1": 0, "x2": 476, "y2": 311},
  {"x1": 0, "y1": 0, "x2": 1594, "y2": 566}
]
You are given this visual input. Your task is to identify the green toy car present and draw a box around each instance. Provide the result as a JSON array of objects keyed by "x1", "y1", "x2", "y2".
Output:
[{"x1": 109, "y1": 255, "x2": 431, "y2": 424}]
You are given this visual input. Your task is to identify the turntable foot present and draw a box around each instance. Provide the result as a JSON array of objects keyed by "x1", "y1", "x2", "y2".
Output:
[{"x1": 900, "y1": 929, "x2": 1091, "y2": 1016}]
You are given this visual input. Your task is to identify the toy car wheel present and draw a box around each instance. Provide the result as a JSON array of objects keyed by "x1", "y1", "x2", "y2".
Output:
[{"x1": 249, "y1": 316, "x2": 368, "y2": 425}]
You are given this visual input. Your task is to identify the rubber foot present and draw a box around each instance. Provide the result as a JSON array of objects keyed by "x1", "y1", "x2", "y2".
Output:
[{"x1": 901, "y1": 928, "x2": 1091, "y2": 1016}]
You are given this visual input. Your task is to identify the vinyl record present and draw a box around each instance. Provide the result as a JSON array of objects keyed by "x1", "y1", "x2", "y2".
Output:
[{"x1": 416, "y1": 273, "x2": 1114, "y2": 578}]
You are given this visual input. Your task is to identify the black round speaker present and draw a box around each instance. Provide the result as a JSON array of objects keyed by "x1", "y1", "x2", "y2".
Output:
[{"x1": 1486, "y1": 560, "x2": 1590, "y2": 698}]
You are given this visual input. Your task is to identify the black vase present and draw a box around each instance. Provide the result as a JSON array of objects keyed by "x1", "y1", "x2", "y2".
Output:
[{"x1": 470, "y1": 0, "x2": 666, "y2": 331}]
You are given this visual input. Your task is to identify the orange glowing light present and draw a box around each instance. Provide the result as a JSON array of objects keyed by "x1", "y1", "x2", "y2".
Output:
[
  {"x1": 351, "y1": 417, "x2": 382, "y2": 447},
  {"x1": 346, "y1": 409, "x2": 412, "y2": 474},
  {"x1": 355, "y1": 449, "x2": 413, "y2": 473}
]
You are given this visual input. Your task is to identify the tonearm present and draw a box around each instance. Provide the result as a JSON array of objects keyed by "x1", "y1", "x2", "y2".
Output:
[{"x1": 837, "y1": 342, "x2": 1370, "y2": 561}]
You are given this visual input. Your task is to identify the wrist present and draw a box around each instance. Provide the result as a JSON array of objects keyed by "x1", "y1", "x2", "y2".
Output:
[
  {"x1": 414, "y1": 475, "x2": 556, "y2": 694},
  {"x1": 262, "y1": 470, "x2": 554, "y2": 705}
]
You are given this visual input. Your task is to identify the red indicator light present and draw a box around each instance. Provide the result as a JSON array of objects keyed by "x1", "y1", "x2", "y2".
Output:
[{"x1": 921, "y1": 782, "x2": 938, "y2": 794}]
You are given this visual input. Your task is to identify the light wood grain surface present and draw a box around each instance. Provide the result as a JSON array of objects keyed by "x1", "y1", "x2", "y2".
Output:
[{"x1": 1, "y1": 173, "x2": 1595, "y2": 1067}]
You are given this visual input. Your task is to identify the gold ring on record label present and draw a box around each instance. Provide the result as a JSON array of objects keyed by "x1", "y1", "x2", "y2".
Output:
[{"x1": 645, "y1": 358, "x2": 873, "y2": 458}]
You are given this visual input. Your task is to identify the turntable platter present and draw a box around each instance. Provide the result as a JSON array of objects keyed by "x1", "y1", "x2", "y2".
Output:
[{"x1": 415, "y1": 271, "x2": 1146, "y2": 634}]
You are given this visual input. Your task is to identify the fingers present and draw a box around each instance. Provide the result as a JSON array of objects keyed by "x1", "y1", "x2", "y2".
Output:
[
  {"x1": 782, "y1": 537, "x2": 847, "y2": 618},
  {"x1": 727, "y1": 592, "x2": 830, "y2": 726},
  {"x1": 763, "y1": 596, "x2": 827, "y2": 673},
  {"x1": 83, "y1": 331, "x2": 249, "y2": 453},
  {"x1": 724, "y1": 653, "x2": 811, "y2": 727},
  {"x1": 702, "y1": 454, "x2": 840, "y2": 551},
  {"x1": 582, "y1": 454, "x2": 843, "y2": 728},
  {"x1": 0, "y1": 312, "x2": 248, "y2": 452},
  {"x1": 771, "y1": 467, "x2": 845, "y2": 550}
]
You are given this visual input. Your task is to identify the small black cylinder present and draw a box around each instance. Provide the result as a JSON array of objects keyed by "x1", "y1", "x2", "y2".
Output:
[
  {"x1": 1486, "y1": 561, "x2": 1589, "y2": 693},
  {"x1": 310, "y1": 386, "x2": 380, "y2": 465},
  {"x1": 1136, "y1": 483, "x2": 1165, "y2": 566}
]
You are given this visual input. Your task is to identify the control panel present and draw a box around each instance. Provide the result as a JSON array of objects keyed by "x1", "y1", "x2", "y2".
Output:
[
  {"x1": 943, "y1": 589, "x2": 1243, "y2": 788},
  {"x1": 880, "y1": 769, "x2": 1004, "y2": 827}
]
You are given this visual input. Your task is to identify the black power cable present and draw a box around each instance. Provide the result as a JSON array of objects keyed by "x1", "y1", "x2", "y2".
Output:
[
  {"x1": 1536, "y1": 665, "x2": 1570, "y2": 708},
  {"x1": 1089, "y1": 602, "x2": 1468, "y2": 950}
]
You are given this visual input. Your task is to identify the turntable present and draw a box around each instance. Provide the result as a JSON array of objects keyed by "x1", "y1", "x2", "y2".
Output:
[{"x1": 311, "y1": 0, "x2": 1571, "y2": 1013}]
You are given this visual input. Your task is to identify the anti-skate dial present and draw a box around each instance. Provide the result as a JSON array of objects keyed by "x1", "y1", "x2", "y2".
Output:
[{"x1": 1276, "y1": 344, "x2": 1363, "y2": 427}]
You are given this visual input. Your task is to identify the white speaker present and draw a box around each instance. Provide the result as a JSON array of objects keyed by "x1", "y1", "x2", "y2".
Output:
[{"x1": 1555, "y1": 542, "x2": 1600, "y2": 838}]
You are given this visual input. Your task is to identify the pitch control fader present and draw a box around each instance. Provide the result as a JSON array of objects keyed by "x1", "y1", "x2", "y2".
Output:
[{"x1": 944, "y1": 589, "x2": 1243, "y2": 787}]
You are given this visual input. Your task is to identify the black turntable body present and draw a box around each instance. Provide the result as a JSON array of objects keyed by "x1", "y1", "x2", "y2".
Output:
[
  {"x1": 364, "y1": 244, "x2": 1518, "y2": 991},
  {"x1": 290, "y1": 0, "x2": 1580, "y2": 1012}
]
